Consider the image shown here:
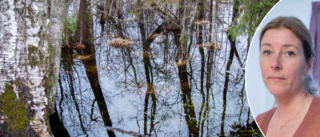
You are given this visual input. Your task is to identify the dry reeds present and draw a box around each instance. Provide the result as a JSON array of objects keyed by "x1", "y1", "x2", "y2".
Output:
[
  {"x1": 149, "y1": 33, "x2": 166, "y2": 40},
  {"x1": 194, "y1": 20, "x2": 211, "y2": 25},
  {"x1": 198, "y1": 41, "x2": 215, "y2": 49},
  {"x1": 73, "y1": 54, "x2": 93, "y2": 61},
  {"x1": 198, "y1": 41, "x2": 221, "y2": 51},
  {"x1": 108, "y1": 37, "x2": 136, "y2": 48}
]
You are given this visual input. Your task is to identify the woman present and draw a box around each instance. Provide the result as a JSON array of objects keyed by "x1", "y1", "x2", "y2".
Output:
[{"x1": 256, "y1": 16, "x2": 320, "y2": 137}]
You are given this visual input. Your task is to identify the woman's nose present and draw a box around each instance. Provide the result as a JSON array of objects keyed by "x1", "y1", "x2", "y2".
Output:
[{"x1": 271, "y1": 55, "x2": 282, "y2": 70}]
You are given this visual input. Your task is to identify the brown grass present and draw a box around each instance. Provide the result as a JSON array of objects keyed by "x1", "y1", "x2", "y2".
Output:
[
  {"x1": 194, "y1": 20, "x2": 211, "y2": 25},
  {"x1": 198, "y1": 41, "x2": 222, "y2": 51},
  {"x1": 108, "y1": 37, "x2": 136, "y2": 48},
  {"x1": 198, "y1": 41, "x2": 215, "y2": 49}
]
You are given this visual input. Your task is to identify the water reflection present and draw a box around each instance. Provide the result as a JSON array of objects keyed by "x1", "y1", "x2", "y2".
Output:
[
  {"x1": 57, "y1": 37, "x2": 254, "y2": 136},
  {"x1": 55, "y1": 1, "x2": 257, "y2": 137}
]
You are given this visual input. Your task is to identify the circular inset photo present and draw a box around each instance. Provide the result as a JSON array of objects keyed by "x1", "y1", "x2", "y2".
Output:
[{"x1": 246, "y1": 0, "x2": 320, "y2": 136}]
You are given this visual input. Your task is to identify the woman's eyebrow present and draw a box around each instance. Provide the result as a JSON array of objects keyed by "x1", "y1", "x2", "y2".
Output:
[
  {"x1": 260, "y1": 43, "x2": 299, "y2": 49},
  {"x1": 282, "y1": 44, "x2": 299, "y2": 50},
  {"x1": 261, "y1": 43, "x2": 272, "y2": 47}
]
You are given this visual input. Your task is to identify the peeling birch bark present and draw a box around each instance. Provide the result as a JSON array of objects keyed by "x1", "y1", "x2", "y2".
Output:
[{"x1": 0, "y1": 0, "x2": 63, "y2": 136}]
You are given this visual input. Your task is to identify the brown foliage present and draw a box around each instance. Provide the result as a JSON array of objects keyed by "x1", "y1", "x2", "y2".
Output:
[
  {"x1": 108, "y1": 38, "x2": 136, "y2": 48},
  {"x1": 198, "y1": 41, "x2": 221, "y2": 51},
  {"x1": 74, "y1": 42, "x2": 85, "y2": 50},
  {"x1": 194, "y1": 20, "x2": 211, "y2": 25}
]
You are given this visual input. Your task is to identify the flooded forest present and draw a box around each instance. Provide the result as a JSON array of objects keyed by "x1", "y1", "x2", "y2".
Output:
[
  {"x1": 55, "y1": 0, "x2": 273, "y2": 136},
  {"x1": 0, "y1": 0, "x2": 277, "y2": 136}
]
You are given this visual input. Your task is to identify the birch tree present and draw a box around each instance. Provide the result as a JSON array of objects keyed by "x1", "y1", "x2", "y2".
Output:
[{"x1": 0, "y1": 0, "x2": 64, "y2": 136}]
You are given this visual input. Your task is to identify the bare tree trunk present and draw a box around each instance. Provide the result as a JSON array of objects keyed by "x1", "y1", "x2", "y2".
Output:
[
  {"x1": 177, "y1": 0, "x2": 198, "y2": 61},
  {"x1": 82, "y1": 56, "x2": 116, "y2": 137},
  {"x1": 0, "y1": 0, "x2": 64, "y2": 136},
  {"x1": 220, "y1": 0, "x2": 240, "y2": 136},
  {"x1": 178, "y1": 64, "x2": 199, "y2": 137},
  {"x1": 196, "y1": 1, "x2": 206, "y2": 136},
  {"x1": 175, "y1": 1, "x2": 199, "y2": 136},
  {"x1": 137, "y1": 3, "x2": 165, "y2": 134},
  {"x1": 75, "y1": 0, "x2": 116, "y2": 136},
  {"x1": 48, "y1": 0, "x2": 65, "y2": 114},
  {"x1": 76, "y1": 0, "x2": 94, "y2": 48}
]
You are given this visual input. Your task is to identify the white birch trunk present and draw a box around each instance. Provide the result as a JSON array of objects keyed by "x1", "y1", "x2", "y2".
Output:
[{"x1": 0, "y1": 0, "x2": 64, "y2": 136}]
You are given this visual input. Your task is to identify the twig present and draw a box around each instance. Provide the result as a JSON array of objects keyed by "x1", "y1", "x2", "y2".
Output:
[{"x1": 103, "y1": 126, "x2": 150, "y2": 137}]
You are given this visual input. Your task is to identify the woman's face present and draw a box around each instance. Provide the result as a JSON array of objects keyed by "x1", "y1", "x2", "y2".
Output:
[{"x1": 260, "y1": 28, "x2": 312, "y2": 97}]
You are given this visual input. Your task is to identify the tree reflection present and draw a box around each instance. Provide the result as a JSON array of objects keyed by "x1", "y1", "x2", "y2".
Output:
[
  {"x1": 177, "y1": 63, "x2": 199, "y2": 137},
  {"x1": 55, "y1": 0, "x2": 260, "y2": 136},
  {"x1": 75, "y1": 0, "x2": 116, "y2": 136}
]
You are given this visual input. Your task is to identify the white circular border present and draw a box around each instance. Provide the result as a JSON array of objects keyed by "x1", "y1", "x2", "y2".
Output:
[{"x1": 245, "y1": 0, "x2": 316, "y2": 118}]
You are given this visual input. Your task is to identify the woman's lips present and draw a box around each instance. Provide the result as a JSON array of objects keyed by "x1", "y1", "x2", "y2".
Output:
[{"x1": 268, "y1": 77, "x2": 285, "y2": 81}]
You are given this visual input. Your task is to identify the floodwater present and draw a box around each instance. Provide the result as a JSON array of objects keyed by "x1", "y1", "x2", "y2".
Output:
[{"x1": 54, "y1": 3, "x2": 258, "y2": 137}]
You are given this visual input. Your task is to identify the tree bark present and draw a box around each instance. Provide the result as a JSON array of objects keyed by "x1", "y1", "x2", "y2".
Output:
[
  {"x1": 0, "y1": 0, "x2": 64, "y2": 136},
  {"x1": 75, "y1": 0, "x2": 116, "y2": 136},
  {"x1": 137, "y1": 4, "x2": 165, "y2": 135},
  {"x1": 220, "y1": 0, "x2": 240, "y2": 136},
  {"x1": 178, "y1": 64, "x2": 199, "y2": 137}
]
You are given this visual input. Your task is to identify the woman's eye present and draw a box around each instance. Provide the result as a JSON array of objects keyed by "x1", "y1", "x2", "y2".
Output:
[
  {"x1": 263, "y1": 50, "x2": 271, "y2": 55},
  {"x1": 286, "y1": 51, "x2": 295, "y2": 56}
]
